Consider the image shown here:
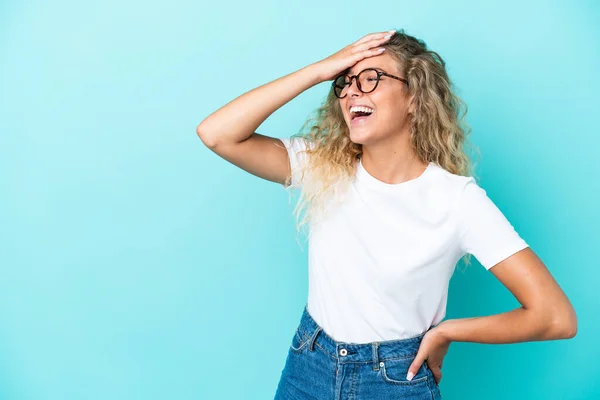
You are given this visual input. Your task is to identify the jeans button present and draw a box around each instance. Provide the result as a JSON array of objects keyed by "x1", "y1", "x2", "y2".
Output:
[{"x1": 339, "y1": 348, "x2": 348, "y2": 356}]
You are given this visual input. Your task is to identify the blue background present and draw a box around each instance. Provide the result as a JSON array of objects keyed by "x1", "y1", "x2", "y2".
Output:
[{"x1": 1, "y1": 0, "x2": 598, "y2": 399}]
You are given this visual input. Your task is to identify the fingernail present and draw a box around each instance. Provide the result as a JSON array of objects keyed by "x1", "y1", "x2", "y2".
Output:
[
  {"x1": 406, "y1": 371, "x2": 414, "y2": 381},
  {"x1": 384, "y1": 34, "x2": 392, "y2": 39},
  {"x1": 388, "y1": 29, "x2": 396, "y2": 34}
]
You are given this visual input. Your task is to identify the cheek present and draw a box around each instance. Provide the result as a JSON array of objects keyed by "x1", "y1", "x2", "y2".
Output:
[
  {"x1": 377, "y1": 98, "x2": 408, "y2": 122},
  {"x1": 377, "y1": 106, "x2": 403, "y2": 123},
  {"x1": 339, "y1": 101, "x2": 349, "y2": 121}
]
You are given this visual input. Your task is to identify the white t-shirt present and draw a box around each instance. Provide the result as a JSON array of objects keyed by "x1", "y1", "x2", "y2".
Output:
[{"x1": 280, "y1": 137, "x2": 529, "y2": 344}]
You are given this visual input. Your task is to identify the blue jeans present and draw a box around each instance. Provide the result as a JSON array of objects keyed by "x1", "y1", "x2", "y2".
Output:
[{"x1": 274, "y1": 304, "x2": 442, "y2": 399}]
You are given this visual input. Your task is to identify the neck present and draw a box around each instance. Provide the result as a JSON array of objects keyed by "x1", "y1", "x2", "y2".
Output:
[{"x1": 360, "y1": 134, "x2": 428, "y2": 185}]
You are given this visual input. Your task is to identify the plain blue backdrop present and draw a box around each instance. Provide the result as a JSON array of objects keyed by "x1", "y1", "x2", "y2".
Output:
[{"x1": 1, "y1": 0, "x2": 598, "y2": 399}]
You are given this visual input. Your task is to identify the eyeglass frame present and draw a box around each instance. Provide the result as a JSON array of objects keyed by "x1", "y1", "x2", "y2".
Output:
[{"x1": 332, "y1": 68, "x2": 409, "y2": 98}]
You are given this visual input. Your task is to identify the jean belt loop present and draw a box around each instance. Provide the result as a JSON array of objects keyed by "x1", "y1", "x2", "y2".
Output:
[
  {"x1": 372, "y1": 342, "x2": 380, "y2": 371},
  {"x1": 308, "y1": 326, "x2": 321, "y2": 352}
]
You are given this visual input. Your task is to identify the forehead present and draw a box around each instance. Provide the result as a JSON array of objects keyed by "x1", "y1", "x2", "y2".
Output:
[{"x1": 347, "y1": 53, "x2": 400, "y2": 75}]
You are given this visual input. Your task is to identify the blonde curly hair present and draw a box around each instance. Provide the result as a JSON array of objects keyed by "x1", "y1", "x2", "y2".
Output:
[{"x1": 281, "y1": 29, "x2": 481, "y2": 270}]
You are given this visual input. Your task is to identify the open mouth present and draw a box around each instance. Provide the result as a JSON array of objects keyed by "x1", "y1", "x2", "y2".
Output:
[{"x1": 349, "y1": 106, "x2": 374, "y2": 124}]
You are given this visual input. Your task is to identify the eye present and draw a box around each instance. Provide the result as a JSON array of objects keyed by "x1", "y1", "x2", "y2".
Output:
[{"x1": 334, "y1": 76, "x2": 350, "y2": 87}]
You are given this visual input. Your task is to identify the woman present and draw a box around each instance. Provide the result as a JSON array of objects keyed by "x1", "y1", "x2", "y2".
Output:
[{"x1": 197, "y1": 29, "x2": 577, "y2": 399}]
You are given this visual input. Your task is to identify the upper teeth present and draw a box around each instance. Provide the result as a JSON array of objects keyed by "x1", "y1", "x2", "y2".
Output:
[{"x1": 350, "y1": 106, "x2": 374, "y2": 115}]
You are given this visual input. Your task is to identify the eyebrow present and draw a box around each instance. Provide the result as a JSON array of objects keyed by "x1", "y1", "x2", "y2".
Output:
[{"x1": 346, "y1": 67, "x2": 386, "y2": 76}]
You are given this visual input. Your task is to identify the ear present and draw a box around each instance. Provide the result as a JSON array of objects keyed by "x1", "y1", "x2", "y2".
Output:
[{"x1": 408, "y1": 94, "x2": 416, "y2": 114}]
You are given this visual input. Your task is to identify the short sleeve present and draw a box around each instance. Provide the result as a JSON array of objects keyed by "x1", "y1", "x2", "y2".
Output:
[
  {"x1": 279, "y1": 137, "x2": 313, "y2": 189},
  {"x1": 455, "y1": 177, "x2": 529, "y2": 270}
]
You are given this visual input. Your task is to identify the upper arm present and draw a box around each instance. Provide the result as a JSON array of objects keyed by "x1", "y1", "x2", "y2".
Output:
[
  {"x1": 199, "y1": 132, "x2": 292, "y2": 186},
  {"x1": 456, "y1": 177, "x2": 529, "y2": 270},
  {"x1": 455, "y1": 177, "x2": 576, "y2": 336}
]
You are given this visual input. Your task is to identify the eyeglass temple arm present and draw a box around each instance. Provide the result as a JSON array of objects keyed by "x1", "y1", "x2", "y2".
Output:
[{"x1": 382, "y1": 72, "x2": 409, "y2": 87}]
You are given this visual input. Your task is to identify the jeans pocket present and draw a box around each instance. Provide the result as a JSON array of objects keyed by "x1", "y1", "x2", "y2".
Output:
[
  {"x1": 422, "y1": 362, "x2": 442, "y2": 398},
  {"x1": 378, "y1": 357, "x2": 429, "y2": 386},
  {"x1": 289, "y1": 328, "x2": 310, "y2": 354},
  {"x1": 423, "y1": 362, "x2": 440, "y2": 384}
]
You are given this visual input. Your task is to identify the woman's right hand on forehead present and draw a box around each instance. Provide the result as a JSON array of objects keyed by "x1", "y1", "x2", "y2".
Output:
[{"x1": 312, "y1": 30, "x2": 396, "y2": 83}]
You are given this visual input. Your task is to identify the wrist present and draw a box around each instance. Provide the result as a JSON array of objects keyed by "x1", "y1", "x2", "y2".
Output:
[
  {"x1": 435, "y1": 320, "x2": 455, "y2": 343},
  {"x1": 304, "y1": 62, "x2": 327, "y2": 85}
]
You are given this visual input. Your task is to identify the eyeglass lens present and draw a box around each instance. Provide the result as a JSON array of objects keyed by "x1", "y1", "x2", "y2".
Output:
[{"x1": 334, "y1": 69, "x2": 379, "y2": 98}]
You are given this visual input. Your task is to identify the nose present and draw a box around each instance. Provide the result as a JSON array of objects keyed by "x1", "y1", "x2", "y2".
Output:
[{"x1": 346, "y1": 76, "x2": 362, "y2": 97}]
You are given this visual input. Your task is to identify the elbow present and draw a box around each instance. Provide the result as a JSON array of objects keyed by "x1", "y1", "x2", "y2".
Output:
[
  {"x1": 196, "y1": 124, "x2": 217, "y2": 149},
  {"x1": 549, "y1": 308, "x2": 578, "y2": 340},
  {"x1": 560, "y1": 313, "x2": 578, "y2": 339}
]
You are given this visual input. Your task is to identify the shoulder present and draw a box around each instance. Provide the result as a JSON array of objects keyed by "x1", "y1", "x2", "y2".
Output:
[
  {"x1": 424, "y1": 163, "x2": 491, "y2": 222},
  {"x1": 280, "y1": 136, "x2": 316, "y2": 153},
  {"x1": 426, "y1": 162, "x2": 476, "y2": 199},
  {"x1": 280, "y1": 136, "x2": 317, "y2": 188},
  {"x1": 280, "y1": 136, "x2": 317, "y2": 168}
]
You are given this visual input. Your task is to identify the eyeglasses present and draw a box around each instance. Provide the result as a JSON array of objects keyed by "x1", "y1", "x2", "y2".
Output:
[{"x1": 332, "y1": 68, "x2": 409, "y2": 99}]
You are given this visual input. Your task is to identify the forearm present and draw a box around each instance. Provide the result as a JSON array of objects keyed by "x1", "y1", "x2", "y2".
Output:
[
  {"x1": 196, "y1": 63, "x2": 324, "y2": 146},
  {"x1": 438, "y1": 306, "x2": 571, "y2": 344}
]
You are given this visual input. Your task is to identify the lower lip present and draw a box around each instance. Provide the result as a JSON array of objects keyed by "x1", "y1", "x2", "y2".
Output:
[{"x1": 351, "y1": 114, "x2": 373, "y2": 126}]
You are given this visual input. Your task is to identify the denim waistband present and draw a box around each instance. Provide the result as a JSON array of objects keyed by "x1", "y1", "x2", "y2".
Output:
[{"x1": 296, "y1": 304, "x2": 435, "y2": 369}]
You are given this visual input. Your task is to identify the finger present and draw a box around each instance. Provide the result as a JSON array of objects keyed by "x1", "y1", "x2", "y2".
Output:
[
  {"x1": 355, "y1": 30, "x2": 396, "y2": 45},
  {"x1": 356, "y1": 32, "x2": 396, "y2": 50},
  {"x1": 352, "y1": 35, "x2": 393, "y2": 54},
  {"x1": 359, "y1": 47, "x2": 387, "y2": 59},
  {"x1": 354, "y1": 32, "x2": 386, "y2": 45},
  {"x1": 349, "y1": 47, "x2": 386, "y2": 65},
  {"x1": 407, "y1": 354, "x2": 426, "y2": 381},
  {"x1": 433, "y1": 369, "x2": 442, "y2": 384}
]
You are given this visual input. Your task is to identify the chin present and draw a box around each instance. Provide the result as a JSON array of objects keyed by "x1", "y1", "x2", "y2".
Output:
[{"x1": 348, "y1": 128, "x2": 377, "y2": 146}]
